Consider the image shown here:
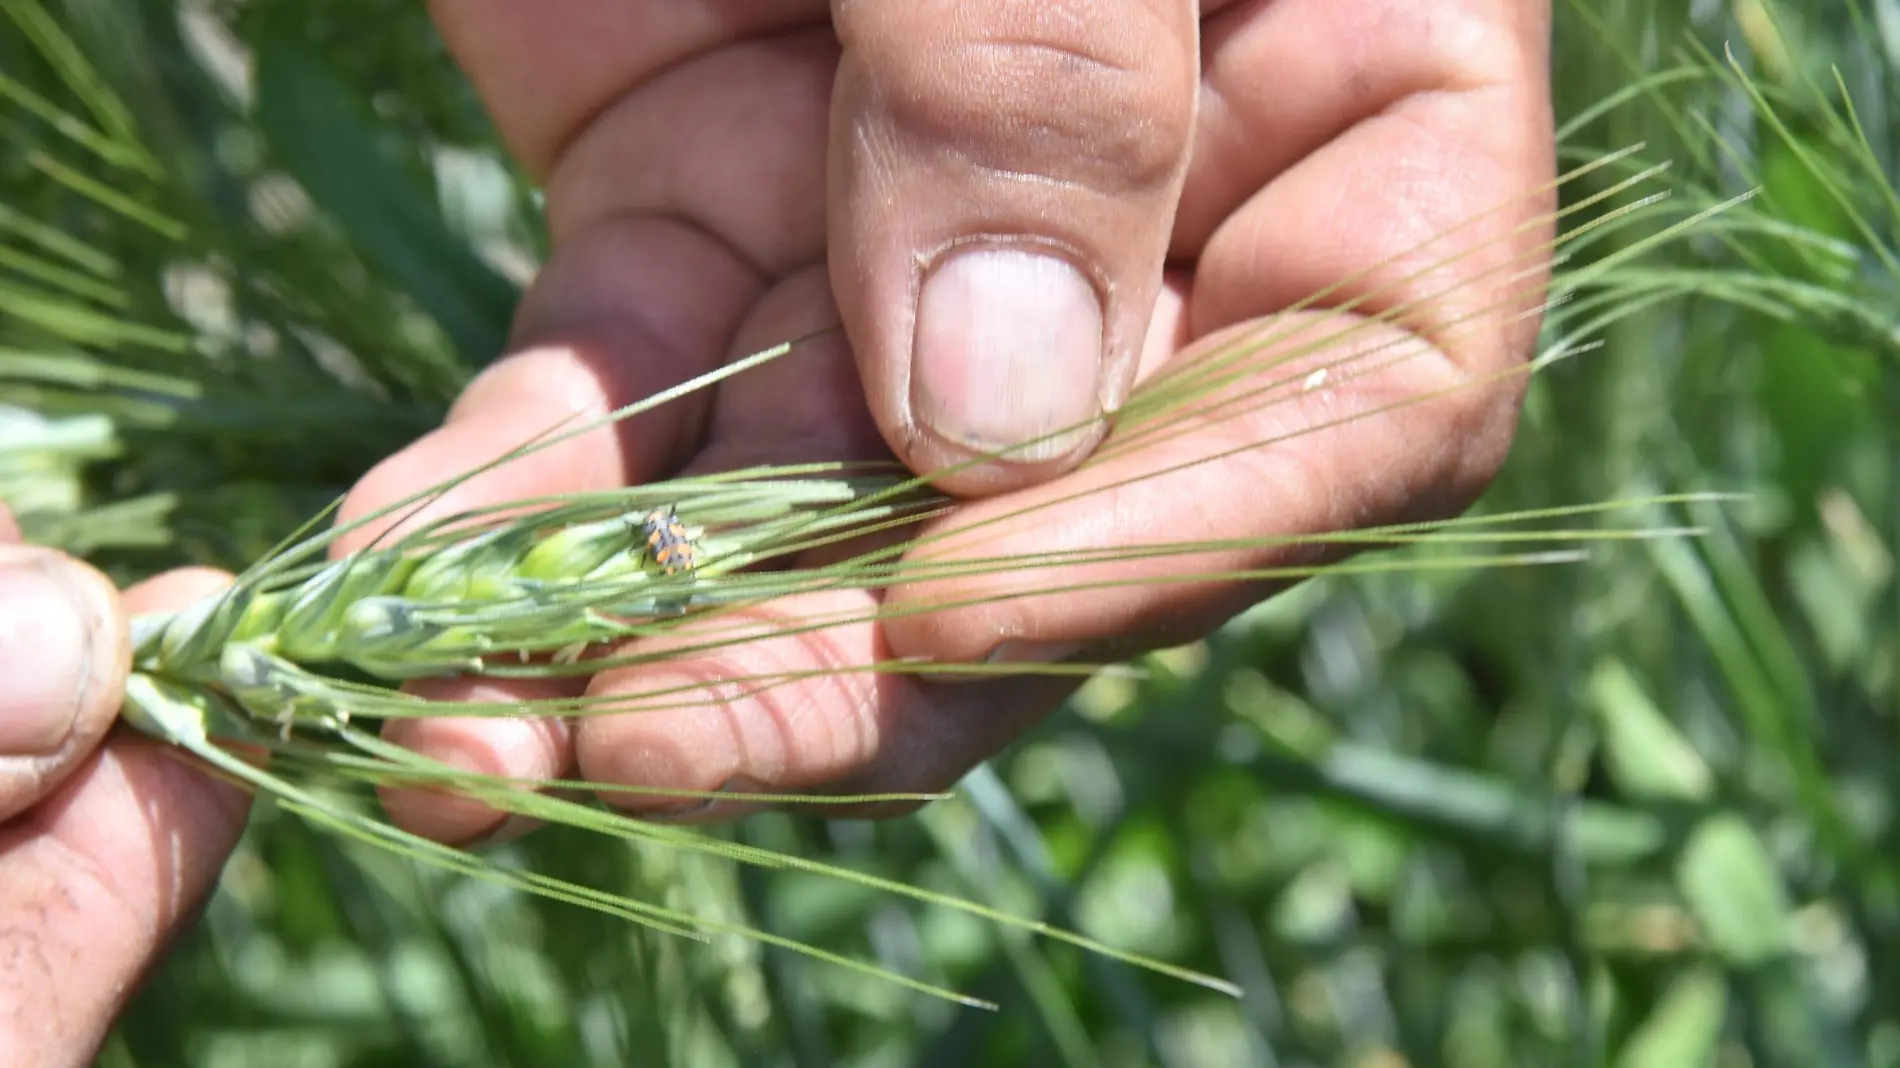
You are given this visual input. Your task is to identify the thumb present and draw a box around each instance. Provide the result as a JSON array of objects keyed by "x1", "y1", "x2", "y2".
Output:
[
  {"x1": 0, "y1": 539, "x2": 129, "y2": 822},
  {"x1": 828, "y1": 0, "x2": 1198, "y2": 494}
]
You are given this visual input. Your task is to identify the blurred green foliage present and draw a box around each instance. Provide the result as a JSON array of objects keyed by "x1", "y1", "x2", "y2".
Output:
[{"x1": 4, "y1": 0, "x2": 1900, "y2": 1065}]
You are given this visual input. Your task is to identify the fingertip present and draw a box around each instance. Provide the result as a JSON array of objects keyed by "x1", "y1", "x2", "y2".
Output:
[
  {"x1": 572, "y1": 600, "x2": 887, "y2": 816},
  {"x1": 332, "y1": 349, "x2": 624, "y2": 557},
  {"x1": 571, "y1": 675, "x2": 750, "y2": 815},
  {"x1": 123, "y1": 567, "x2": 236, "y2": 616},
  {"x1": 829, "y1": 1, "x2": 1196, "y2": 496},
  {"x1": 0, "y1": 546, "x2": 128, "y2": 820},
  {"x1": 334, "y1": 213, "x2": 762, "y2": 559},
  {"x1": 376, "y1": 717, "x2": 550, "y2": 844},
  {"x1": 569, "y1": 604, "x2": 1074, "y2": 820},
  {"x1": 376, "y1": 677, "x2": 579, "y2": 844}
]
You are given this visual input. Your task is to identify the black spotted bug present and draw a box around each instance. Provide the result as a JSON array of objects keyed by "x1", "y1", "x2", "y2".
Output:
[{"x1": 640, "y1": 506, "x2": 697, "y2": 576}]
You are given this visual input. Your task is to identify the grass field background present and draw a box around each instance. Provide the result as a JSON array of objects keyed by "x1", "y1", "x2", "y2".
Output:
[{"x1": 4, "y1": 1, "x2": 1899, "y2": 1065}]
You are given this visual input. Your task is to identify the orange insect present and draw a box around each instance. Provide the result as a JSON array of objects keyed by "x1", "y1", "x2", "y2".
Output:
[{"x1": 640, "y1": 507, "x2": 697, "y2": 576}]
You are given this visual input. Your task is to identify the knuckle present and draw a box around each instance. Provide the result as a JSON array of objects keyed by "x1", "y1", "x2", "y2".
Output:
[
  {"x1": 1450, "y1": 0, "x2": 1550, "y2": 87},
  {"x1": 847, "y1": 6, "x2": 1194, "y2": 194},
  {"x1": 1362, "y1": 0, "x2": 1542, "y2": 91}
]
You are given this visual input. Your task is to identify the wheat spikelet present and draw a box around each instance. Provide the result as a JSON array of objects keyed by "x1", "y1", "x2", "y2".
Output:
[{"x1": 128, "y1": 469, "x2": 946, "y2": 716}]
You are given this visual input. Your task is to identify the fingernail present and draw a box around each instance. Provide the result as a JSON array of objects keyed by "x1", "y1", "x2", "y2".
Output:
[
  {"x1": 645, "y1": 776, "x2": 775, "y2": 823},
  {"x1": 0, "y1": 554, "x2": 94, "y2": 754},
  {"x1": 932, "y1": 641, "x2": 1090, "y2": 685},
  {"x1": 913, "y1": 247, "x2": 1105, "y2": 463},
  {"x1": 985, "y1": 640, "x2": 1087, "y2": 667},
  {"x1": 465, "y1": 813, "x2": 546, "y2": 849}
]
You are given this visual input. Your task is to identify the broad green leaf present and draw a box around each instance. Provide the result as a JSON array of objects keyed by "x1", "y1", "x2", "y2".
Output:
[
  {"x1": 1613, "y1": 966, "x2": 1729, "y2": 1068},
  {"x1": 1588, "y1": 657, "x2": 1714, "y2": 801},
  {"x1": 1676, "y1": 814, "x2": 1793, "y2": 967}
]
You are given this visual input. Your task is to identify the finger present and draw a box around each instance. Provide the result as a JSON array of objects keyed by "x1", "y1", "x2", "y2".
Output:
[
  {"x1": 1187, "y1": 0, "x2": 1555, "y2": 376},
  {"x1": 335, "y1": 216, "x2": 764, "y2": 553},
  {"x1": 880, "y1": 1, "x2": 1557, "y2": 664},
  {"x1": 375, "y1": 675, "x2": 582, "y2": 845},
  {"x1": 882, "y1": 310, "x2": 1484, "y2": 666},
  {"x1": 425, "y1": 1, "x2": 825, "y2": 177},
  {"x1": 1178, "y1": 0, "x2": 1548, "y2": 259},
  {"x1": 0, "y1": 545, "x2": 128, "y2": 822},
  {"x1": 345, "y1": 218, "x2": 762, "y2": 835},
  {"x1": 562, "y1": 269, "x2": 1019, "y2": 816},
  {"x1": 372, "y1": 262, "x2": 888, "y2": 841},
  {"x1": 0, "y1": 743, "x2": 249, "y2": 1067},
  {"x1": 829, "y1": 0, "x2": 1200, "y2": 491},
  {"x1": 541, "y1": 28, "x2": 838, "y2": 275},
  {"x1": 433, "y1": 5, "x2": 836, "y2": 283},
  {"x1": 688, "y1": 265, "x2": 891, "y2": 475},
  {"x1": 397, "y1": 4, "x2": 838, "y2": 555},
  {"x1": 0, "y1": 567, "x2": 245, "y2": 1068},
  {"x1": 122, "y1": 568, "x2": 238, "y2": 616},
  {"x1": 572, "y1": 588, "x2": 1078, "y2": 821}
]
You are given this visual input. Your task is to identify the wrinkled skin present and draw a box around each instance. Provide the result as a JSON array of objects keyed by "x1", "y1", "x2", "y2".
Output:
[{"x1": 0, "y1": 3, "x2": 1553, "y2": 1063}]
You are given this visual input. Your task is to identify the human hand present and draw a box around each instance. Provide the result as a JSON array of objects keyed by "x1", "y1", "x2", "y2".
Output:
[
  {"x1": 341, "y1": 0, "x2": 1556, "y2": 835},
  {"x1": 0, "y1": 507, "x2": 248, "y2": 1068}
]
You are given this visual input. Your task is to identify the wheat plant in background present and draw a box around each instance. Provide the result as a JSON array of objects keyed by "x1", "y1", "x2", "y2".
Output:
[{"x1": 2, "y1": 0, "x2": 1898, "y2": 1066}]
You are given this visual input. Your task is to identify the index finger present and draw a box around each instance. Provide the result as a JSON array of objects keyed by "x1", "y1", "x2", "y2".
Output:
[
  {"x1": 1, "y1": 568, "x2": 248, "y2": 1068},
  {"x1": 880, "y1": 0, "x2": 1556, "y2": 663}
]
